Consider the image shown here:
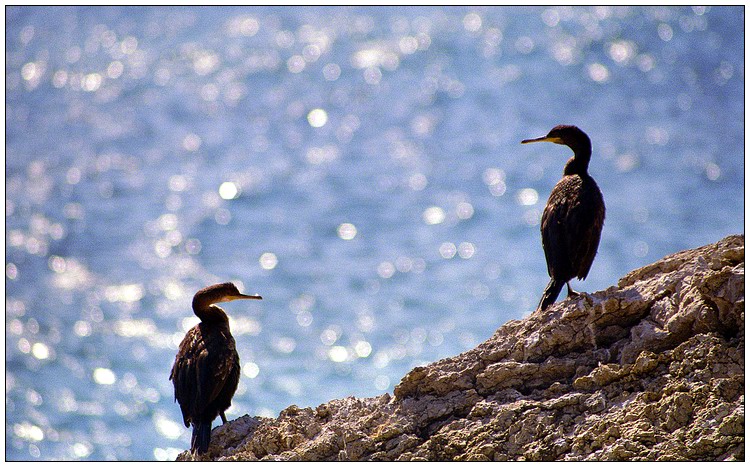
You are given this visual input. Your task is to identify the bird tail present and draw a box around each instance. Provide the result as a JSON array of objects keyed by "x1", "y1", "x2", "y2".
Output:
[
  {"x1": 537, "y1": 279, "x2": 564, "y2": 312},
  {"x1": 191, "y1": 422, "x2": 211, "y2": 454}
]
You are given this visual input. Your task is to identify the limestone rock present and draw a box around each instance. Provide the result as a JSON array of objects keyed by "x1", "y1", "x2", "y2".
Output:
[{"x1": 177, "y1": 235, "x2": 744, "y2": 461}]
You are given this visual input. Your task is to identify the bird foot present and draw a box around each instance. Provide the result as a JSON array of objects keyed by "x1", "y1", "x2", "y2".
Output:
[{"x1": 566, "y1": 284, "x2": 580, "y2": 298}]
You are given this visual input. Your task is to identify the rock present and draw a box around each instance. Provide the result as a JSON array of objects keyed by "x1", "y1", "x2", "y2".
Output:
[{"x1": 176, "y1": 235, "x2": 744, "y2": 461}]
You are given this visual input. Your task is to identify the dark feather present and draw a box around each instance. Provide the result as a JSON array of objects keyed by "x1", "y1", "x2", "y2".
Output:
[{"x1": 170, "y1": 311, "x2": 240, "y2": 453}]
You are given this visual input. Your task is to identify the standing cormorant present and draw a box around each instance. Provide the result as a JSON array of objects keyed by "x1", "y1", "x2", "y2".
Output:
[
  {"x1": 170, "y1": 282, "x2": 262, "y2": 454},
  {"x1": 522, "y1": 125, "x2": 605, "y2": 312}
]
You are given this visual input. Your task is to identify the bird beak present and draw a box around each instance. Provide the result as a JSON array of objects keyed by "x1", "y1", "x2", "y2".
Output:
[
  {"x1": 232, "y1": 293, "x2": 263, "y2": 301},
  {"x1": 521, "y1": 135, "x2": 564, "y2": 144}
]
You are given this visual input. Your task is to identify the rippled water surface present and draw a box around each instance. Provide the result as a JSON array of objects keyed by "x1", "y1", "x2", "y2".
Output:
[{"x1": 5, "y1": 6, "x2": 743, "y2": 460}]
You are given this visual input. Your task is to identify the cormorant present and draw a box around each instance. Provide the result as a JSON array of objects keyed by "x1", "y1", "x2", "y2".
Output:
[
  {"x1": 170, "y1": 282, "x2": 262, "y2": 454},
  {"x1": 521, "y1": 125, "x2": 605, "y2": 312}
]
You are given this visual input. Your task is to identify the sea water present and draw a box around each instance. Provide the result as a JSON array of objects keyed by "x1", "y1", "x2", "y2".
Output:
[{"x1": 5, "y1": 6, "x2": 743, "y2": 460}]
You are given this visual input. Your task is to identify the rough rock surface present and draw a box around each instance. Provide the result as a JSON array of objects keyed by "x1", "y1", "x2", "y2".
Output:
[{"x1": 177, "y1": 235, "x2": 744, "y2": 461}]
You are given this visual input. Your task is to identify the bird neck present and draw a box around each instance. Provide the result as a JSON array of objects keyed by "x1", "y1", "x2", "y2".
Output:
[
  {"x1": 192, "y1": 298, "x2": 230, "y2": 324},
  {"x1": 563, "y1": 144, "x2": 592, "y2": 176}
]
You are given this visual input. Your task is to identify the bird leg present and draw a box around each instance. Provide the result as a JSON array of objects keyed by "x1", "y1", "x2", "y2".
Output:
[
  {"x1": 220, "y1": 412, "x2": 228, "y2": 424},
  {"x1": 566, "y1": 283, "x2": 580, "y2": 298}
]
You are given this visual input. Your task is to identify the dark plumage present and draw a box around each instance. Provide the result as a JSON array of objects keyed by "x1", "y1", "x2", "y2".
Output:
[
  {"x1": 170, "y1": 282, "x2": 262, "y2": 454},
  {"x1": 522, "y1": 125, "x2": 606, "y2": 312}
]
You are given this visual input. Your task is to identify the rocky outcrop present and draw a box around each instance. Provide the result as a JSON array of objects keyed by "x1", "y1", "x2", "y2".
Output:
[{"x1": 177, "y1": 235, "x2": 744, "y2": 461}]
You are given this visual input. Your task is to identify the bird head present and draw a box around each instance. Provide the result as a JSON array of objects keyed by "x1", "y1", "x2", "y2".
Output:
[
  {"x1": 197, "y1": 282, "x2": 263, "y2": 304},
  {"x1": 521, "y1": 125, "x2": 590, "y2": 149}
]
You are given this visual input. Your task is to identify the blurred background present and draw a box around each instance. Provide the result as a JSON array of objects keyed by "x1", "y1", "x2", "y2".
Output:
[{"x1": 5, "y1": 6, "x2": 743, "y2": 460}]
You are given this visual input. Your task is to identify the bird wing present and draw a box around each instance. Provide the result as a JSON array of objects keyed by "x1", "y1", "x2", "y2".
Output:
[
  {"x1": 170, "y1": 326, "x2": 203, "y2": 427},
  {"x1": 198, "y1": 331, "x2": 237, "y2": 407},
  {"x1": 541, "y1": 179, "x2": 576, "y2": 280},
  {"x1": 170, "y1": 324, "x2": 239, "y2": 426},
  {"x1": 565, "y1": 177, "x2": 605, "y2": 280}
]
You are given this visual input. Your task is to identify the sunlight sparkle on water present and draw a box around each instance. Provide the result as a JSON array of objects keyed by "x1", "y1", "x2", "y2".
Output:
[
  {"x1": 458, "y1": 242, "x2": 476, "y2": 259},
  {"x1": 73, "y1": 442, "x2": 92, "y2": 459},
  {"x1": 439, "y1": 242, "x2": 457, "y2": 259},
  {"x1": 705, "y1": 162, "x2": 721, "y2": 181},
  {"x1": 152, "y1": 412, "x2": 183, "y2": 440},
  {"x1": 422, "y1": 206, "x2": 446, "y2": 225},
  {"x1": 456, "y1": 202, "x2": 474, "y2": 220},
  {"x1": 354, "y1": 341, "x2": 372, "y2": 358},
  {"x1": 243, "y1": 362, "x2": 260, "y2": 379},
  {"x1": 588, "y1": 63, "x2": 610, "y2": 82},
  {"x1": 409, "y1": 173, "x2": 428, "y2": 191},
  {"x1": 93, "y1": 368, "x2": 116, "y2": 385},
  {"x1": 483, "y1": 168, "x2": 507, "y2": 196},
  {"x1": 153, "y1": 447, "x2": 181, "y2": 461},
  {"x1": 320, "y1": 327, "x2": 340, "y2": 346},
  {"x1": 31, "y1": 343, "x2": 50, "y2": 360},
  {"x1": 377, "y1": 261, "x2": 396, "y2": 279},
  {"x1": 105, "y1": 284, "x2": 144, "y2": 303},
  {"x1": 74, "y1": 321, "x2": 92, "y2": 337},
  {"x1": 14, "y1": 422, "x2": 44, "y2": 442},
  {"x1": 463, "y1": 13, "x2": 482, "y2": 32},
  {"x1": 219, "y1": 182, "x2": 240, "y2": 200},
  {"x1": 337, "y1": 223, "x2": 357, "y2": 240},
  {"x1": 273, "y1": 337, "x2": 296, "y2": 354},
  {"x1": 259, "y1": 252, "x2": 278, "y2": 270},
  {"x1": 182, "y1": 133, "x2": 202, "y2": 152},
  {"x1": 307, "y1": 108, "x2": 328, "y2": 127},
  {"x1": 328, "y1": 345, "x2": 349, "y2": 362},
  {"x1": 114, "y1": 319, "x2": 157, "y2": 338},
  {"x1": 374, "y1": 375, "x2": 390, "y2": 390},
  {"x1": 516, "y1": 188, "x2": 539, "y2": 206}
]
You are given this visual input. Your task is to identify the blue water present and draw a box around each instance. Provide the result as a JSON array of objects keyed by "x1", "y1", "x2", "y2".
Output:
[{"x1": 5, "y1": 6, "x2": 743, "y2": 460}]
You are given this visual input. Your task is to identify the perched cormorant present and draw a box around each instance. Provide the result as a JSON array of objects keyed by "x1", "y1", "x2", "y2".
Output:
[
  {"x1": 170, "y1": 282, "x2": 262, "y2": 454},
  {"x1": 522, "y1": 125, "x2": 605, "y2": 312}
]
